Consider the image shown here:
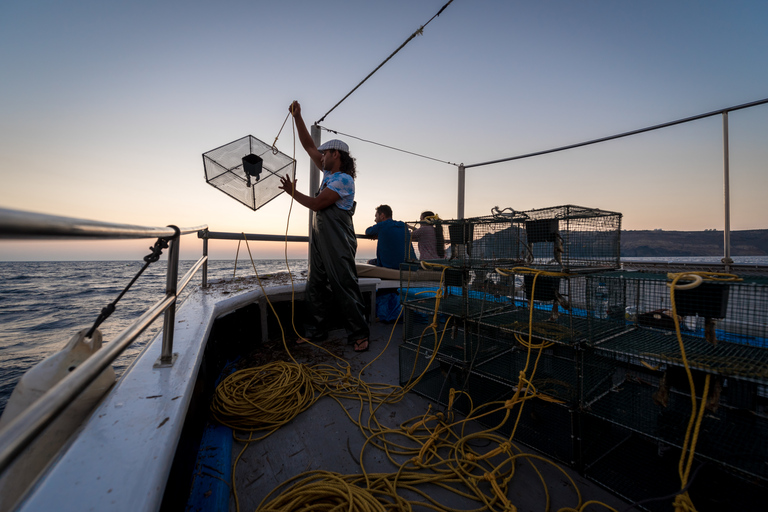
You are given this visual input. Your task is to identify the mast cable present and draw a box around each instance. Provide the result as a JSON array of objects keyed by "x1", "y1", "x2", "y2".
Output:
[
  {"x1": 315, "y1": 0, "x2": 454, "y2": 124},
  {"x1": 464, "y1": 96, "x2": 768, "y2": 170},
  {"x1": 318, "y1": 125, "x2": 459, "y2": 166}
]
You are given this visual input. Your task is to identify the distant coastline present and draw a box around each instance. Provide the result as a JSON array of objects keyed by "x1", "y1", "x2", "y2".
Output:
[{"x1": 620, "y1": 229, "x2": 768, "y2": 257}]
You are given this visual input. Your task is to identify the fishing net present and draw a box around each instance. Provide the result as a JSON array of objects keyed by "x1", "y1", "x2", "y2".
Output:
[{"x1": 203, "y1": 135, "x2": 295, "y2": 211}]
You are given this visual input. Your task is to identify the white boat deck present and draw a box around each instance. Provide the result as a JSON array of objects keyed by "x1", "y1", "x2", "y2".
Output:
[
  {"x1": 14, "y1": 274, "x2": 630, "y2": 511},
  {"x1": 13, "y1": 276, "x2": 377, "y2": 512}
]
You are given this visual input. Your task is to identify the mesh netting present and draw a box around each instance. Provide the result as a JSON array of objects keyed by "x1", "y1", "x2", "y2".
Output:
[
  {"x1": 399, "y1": 267, "x2": 768, "y2": 498},
  {"x1": 402, "y1": 308, "x2": 514, "y2": 364},
  {"x1": 203, "y1": 135, "x2": 295, "y2": 211},
  {"x1": 409, "y1": 205, "x2": 621, "y2": 272},
  {"x1": 521, "y1": 205, "x2": 622, "y2": 272}
]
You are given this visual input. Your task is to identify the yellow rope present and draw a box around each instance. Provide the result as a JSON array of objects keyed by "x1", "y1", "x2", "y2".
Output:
[
  {"x1": 666, "y1": 271, "x2": 740, "y2": 512},
  {"x1": 215, "y1": 226, "x2": 625, "y2": 510}
]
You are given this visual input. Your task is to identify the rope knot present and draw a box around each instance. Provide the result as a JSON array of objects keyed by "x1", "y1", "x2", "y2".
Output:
[{"x1": 673, "y1": 492, "x2": 696, "y2": 512}]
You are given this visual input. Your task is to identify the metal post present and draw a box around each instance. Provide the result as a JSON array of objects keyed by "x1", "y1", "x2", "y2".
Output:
[
  {"x1": 722, "y1": 112, "x2": 733, "y2": 272},
  {"x1": 308, "y1": 124, "x2": 322, "y2": 265},
  {"x1": 457, "y1": 164, "x2": 465, "y2": 219},
  {"x1": 202, "y1": 232, "x2": 209, "y2": 288},
  {"x1": 156, "y1": 227, "x2": 180, "y2": 368}
]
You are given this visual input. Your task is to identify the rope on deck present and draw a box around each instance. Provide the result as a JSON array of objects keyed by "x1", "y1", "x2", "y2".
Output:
[{"x1": 211, "y1": 265, "x2": 635, "y2": 512}]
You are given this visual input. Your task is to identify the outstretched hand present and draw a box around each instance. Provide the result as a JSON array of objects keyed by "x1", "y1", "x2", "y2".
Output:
[{"x1": 279, "y1": 174, "x2": 297, "y2": 195}]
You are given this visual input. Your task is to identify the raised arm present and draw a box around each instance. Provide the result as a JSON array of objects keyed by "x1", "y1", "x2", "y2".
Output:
[{"x1": 289, "y1": 101, "x2": 322, "y2": 169}]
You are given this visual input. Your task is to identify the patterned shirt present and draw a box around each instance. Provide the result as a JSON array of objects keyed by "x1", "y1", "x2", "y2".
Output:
[{"x1": 321, "y1": 170, "x2": 355, "y2": 210}]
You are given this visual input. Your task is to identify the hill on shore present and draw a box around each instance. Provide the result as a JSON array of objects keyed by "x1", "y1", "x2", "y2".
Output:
[{"x1": 620, "y1": 229, "x2": 768, "y2": 257}]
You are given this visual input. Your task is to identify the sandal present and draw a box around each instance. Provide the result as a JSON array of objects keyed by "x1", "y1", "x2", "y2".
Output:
[{"x1": 353, "y1": 338, "x2": 370, "y2": 352}]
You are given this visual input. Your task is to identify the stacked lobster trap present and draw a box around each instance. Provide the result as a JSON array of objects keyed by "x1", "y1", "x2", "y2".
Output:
[
  {"x1": 398, "y1": 204, "x2": 768, "y2": 508},
  {"x1": 580, "y1": 271, "x2": 768, "y2": 502},
  {"x1": 399, "y1": 205, "x2": 623, "y2": 357}
]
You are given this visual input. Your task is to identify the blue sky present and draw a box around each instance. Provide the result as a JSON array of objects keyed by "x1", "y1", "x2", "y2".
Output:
[{"x1": 1, "y1": 0, "x2": 767, "y2": 260}]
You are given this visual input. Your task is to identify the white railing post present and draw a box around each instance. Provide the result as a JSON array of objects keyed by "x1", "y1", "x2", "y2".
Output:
[
  {"x1": 457, "y1": 163, "x2": 465, "y2": 219},
  {"x1": 156, "y1": 227, "x2": 180, "y2": 368},
  {"x1": 201, "y1": 230, "x2": 209, "y2": 288}
]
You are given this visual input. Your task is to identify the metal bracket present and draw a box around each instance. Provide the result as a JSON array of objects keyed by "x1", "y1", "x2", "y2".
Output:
[{"x1": 153, "y1": 353, "x2": 178, "y2": 369}]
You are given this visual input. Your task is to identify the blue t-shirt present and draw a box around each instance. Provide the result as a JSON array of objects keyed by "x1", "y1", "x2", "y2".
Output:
[
  {"x1": 321, "y1": 171, "x2": 355, "y2": 210},
  {"x1": 365, "y1": 218, "x2": 415, "y2": 269}
]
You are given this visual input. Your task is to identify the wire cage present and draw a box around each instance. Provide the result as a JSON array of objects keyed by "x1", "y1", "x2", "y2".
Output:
[
  {"x1": 399, "y1": 263, "x2": 516, "y2": 320},
  {"x1": 399, "y1": 341, "x2": 584, "y2": 466},
  {"x1": 520, "y1": 205, "x2": 622, "y2": 273},
  {"x1": 578, "y1": 271, "x2": 768, "y2": 492},
  {"x1": 582, "y1": 351, "x2": 768, "y2": 482},
  {"x1": 474, "y1": 344, "x2": 615, "y2": 409},
  {"x1": 402, "y1": 307, "x2": 515, "y2": 364},
  {"x1": 398, "y1": 343, "x2": 475, "y2": 414},
  {"x1": 203, "y1": 135, "x2": 295, "y2": 211},
  {"x1": 474, "y1": 273, "x2": 627, "y2": 347},
  {"x1": 579, "y1": 417, "x2": 767, "y2": 512},
  {"x1": 405, "y1": 205, "x2": 620, "y2": 272},
  {"x1": 418, "y1": 214, "x2": 529, "y2": 269},
  {"x1": 590, "y1": 272, "x2": 768, "y2": 379}
]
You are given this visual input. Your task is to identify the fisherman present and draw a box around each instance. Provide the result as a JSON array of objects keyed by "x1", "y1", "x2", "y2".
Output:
[
  {"x1": 278, "y1": 101, "x2": 370, "y2": 353},
  {"x1": 365, "y1": 204, "x2": 415, "y2": 269}
]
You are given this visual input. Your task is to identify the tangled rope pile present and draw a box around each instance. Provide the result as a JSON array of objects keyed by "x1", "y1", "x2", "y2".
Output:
[{"x1": 209, "y1": 264, "x2": 631, "y2": 512}]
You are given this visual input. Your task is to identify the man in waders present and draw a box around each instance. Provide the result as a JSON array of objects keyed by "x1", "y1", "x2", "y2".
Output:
[{"x1": 278, "y1": 100, "x2": 370, "y2": 352}]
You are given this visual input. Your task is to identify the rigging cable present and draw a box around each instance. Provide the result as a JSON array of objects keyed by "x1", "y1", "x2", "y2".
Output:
[
  {"x1": 318, "y1": 125, "x2": 459, "y2": 166},
  {"x1": 315, "y1": 0, "x2": 455, "y2": 125},
  {"x1": 464, "y1": 96, "x2": 768, "y2": 170}
]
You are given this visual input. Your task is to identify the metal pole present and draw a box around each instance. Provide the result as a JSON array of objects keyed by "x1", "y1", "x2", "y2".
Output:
[
  {"x1": 202, "y1": 230, "x2": 209, "y2": 288},
  {"x1": 457, "y1": 163, "x2": 465, "y2": 219},
  {"x1": 157, "y1": 227, "x2": 180, "y2": 367},
  {"x1": 309, "y1": 124, "x2": 322, "y2": 265},
  {"x1": 722, "y1": 112, "x2": 733, "y2": 272}
]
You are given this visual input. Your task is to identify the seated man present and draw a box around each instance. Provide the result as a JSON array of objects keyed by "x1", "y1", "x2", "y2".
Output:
[{"x1": 364, "y1": 204, "x2": 415, "y2": 269}]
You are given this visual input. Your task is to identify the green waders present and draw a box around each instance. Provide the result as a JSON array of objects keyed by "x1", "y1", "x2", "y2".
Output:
[{"x1": 306, "y1": 204, "x2": 369, "y2": 341}]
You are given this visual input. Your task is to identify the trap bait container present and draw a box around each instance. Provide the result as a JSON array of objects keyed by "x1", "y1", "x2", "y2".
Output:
[{"x1": 203, "y1": 135, "x2": 295, "y2": 211}]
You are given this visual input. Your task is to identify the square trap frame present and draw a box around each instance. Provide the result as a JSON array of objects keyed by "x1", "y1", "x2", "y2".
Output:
[{"x1": 203, "y1": 135, "x2": 295, "y2": 211}]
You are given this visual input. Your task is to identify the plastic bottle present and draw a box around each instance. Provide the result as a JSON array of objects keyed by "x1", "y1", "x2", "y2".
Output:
[{"x1": 595, "y1": 282, "x2": 609, "y2": 319}]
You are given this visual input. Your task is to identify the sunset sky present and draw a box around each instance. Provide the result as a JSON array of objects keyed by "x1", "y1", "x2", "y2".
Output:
[{"x1": 1, "y1": 0, "x2": 767, "y2": 261}]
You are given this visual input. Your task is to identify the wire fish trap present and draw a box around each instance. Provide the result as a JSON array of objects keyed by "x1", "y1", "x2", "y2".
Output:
[
  {"x1": 203, "y1": 135, "x2": 295, "y2": 211},
  {"x1": 521, "y1": 205, "x2": 622, "y2": 273},
  {"x1": 435, "y1": 212, "x2": 530, "y2": 269}
]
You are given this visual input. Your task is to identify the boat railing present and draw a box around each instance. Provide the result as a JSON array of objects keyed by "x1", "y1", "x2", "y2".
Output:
[
  {"x1": 196, "y1": 230, "x2": 380, "y2": 287},
  {"x1": 0, "y1": 207, "x2": 207, "y2": 474},
  {"x1": 197, "y1": 229, "x2": 309, "y2": 288}
]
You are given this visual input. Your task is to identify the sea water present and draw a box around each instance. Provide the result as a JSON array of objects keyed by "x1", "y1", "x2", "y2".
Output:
[
  {"x1": 1, "y1": 256, "x2": 766, "y2": 416},
  {"x1": 0, "y1": 259, "x2": 316, "y2": 415}
]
